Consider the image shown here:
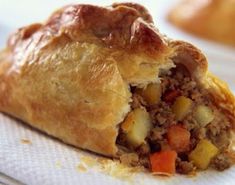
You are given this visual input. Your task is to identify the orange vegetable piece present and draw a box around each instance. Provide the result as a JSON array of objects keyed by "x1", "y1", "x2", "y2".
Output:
[
  {"x1": 163, "y1": 90, "x2": 181, "y2": 103},
  {"x1": 150, "y1": 150, "x2": 177, "y2": 175},
  {"x1": 167, "y1": 125, "x2": 190, "y2": 152},
  {"x1": 121, "y1": 111, "x2": 135, "y2": 133}
]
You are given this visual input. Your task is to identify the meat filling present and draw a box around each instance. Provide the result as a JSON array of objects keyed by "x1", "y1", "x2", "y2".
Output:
[{"x1": 117, "y1": 66, "x2": 233, "y2": 174}]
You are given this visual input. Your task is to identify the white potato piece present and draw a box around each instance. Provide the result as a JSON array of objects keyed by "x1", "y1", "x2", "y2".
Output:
[
  {"x1": 194, "y1": 105, "x2": 214, "y2": 126},
  {"x1": 124, "y1": 108, "x2": 152, "y2": 147},
  {"x1": 189, "y1": 139, "x2": 219, "y2": 170},
  {"x1": 172, "y1": 96, "x2": 193, "y2": 120},
  {"x1": 137, "y1": 83, "x2": 161, "y2": 105}
]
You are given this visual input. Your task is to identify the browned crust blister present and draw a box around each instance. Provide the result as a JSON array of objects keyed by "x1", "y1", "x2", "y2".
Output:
[{"x1": 0, "y1": 3, "x2": 234, "y2": 157}]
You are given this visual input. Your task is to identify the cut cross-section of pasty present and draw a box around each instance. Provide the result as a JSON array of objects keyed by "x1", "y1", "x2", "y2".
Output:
[{"x1": 0, "y1": 3, "x2": 234, "y2": 175}]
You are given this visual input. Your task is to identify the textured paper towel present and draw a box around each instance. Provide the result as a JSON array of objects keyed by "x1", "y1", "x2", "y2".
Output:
[{"x1": 0, "y1": 113, "x2": 235, "y2": 185}]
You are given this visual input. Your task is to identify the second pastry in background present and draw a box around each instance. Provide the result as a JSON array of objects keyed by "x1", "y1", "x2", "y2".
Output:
[{"x1": 168, "y1": 0, "x2": 235, "y2": 47}]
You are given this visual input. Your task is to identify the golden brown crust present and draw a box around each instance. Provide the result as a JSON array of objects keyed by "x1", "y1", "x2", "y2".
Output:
[
  {"x1": 168, "y1": 0, "x2": 235, "y2": 47},
  {"x1": 9, "y1": 3, "x2": 166, "y2": 57},
  {"x1": 0, "y1": 3, "x2": 234, "y2": 157},
  {"x1": 205, "y1": 73, "x2": 235, "y2": 129},
  {"x1": 169, "y1": 40, "x2": 208, "y2": 79},
  {"x1": 0, "y1": 40, "x2": 131, "y2": 156}
]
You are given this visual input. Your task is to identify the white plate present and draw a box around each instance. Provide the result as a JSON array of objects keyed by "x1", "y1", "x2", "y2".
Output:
[{"x1": 0, "y1": 1, "x2": 234, "y2": 185}]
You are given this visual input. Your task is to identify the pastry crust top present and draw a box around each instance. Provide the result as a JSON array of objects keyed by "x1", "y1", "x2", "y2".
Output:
[
  {"x1": 168, "y1": 0, "x2": 235, "y2": 47},
  {"x1": 0, "y1": 3, "x2": 234, "y2": 157},
  {"x1": 9, "y1": 3, "x2": 166, "y2": 56},
  {"x1": 0, "y1": 3, "x2": 173, "y2": 156}
]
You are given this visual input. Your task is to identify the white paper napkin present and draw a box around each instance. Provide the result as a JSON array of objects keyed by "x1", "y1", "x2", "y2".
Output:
[{"x1": 0, "y1": 113, "x2": 235, "y2": 185}]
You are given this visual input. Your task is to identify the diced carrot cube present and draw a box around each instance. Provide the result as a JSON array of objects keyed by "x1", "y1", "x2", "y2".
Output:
[
  {"x1": 163, "y1": 90, "x2": 181, "y2": 103},
  {"x1": 167, "y1": 125, "x2": 190, "y2": 152},
  {"x1": 150, "y1": 150, "x2": 177, "y2": 175}
]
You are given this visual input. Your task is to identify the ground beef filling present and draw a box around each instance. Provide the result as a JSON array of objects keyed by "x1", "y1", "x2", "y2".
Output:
[{"x1": 117, "y1": 68, "x2": 233, "y2": 174}]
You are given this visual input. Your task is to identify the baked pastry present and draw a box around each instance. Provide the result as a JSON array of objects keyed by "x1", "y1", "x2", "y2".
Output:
[
  {"x1": 0, "y1": 3, "x2": 234, "y2": 175},
  {"x1": 168, "y1": 0, "x2": 235, "y2": 47}
]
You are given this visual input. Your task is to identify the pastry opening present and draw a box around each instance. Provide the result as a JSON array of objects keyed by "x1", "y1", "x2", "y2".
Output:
[{"x1": 116, "y1": 63, "x2": 233, "y2": 175}]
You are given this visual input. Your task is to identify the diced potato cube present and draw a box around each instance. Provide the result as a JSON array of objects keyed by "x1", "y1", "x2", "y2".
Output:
[
  {"x1": 137, "y1": 83, "x2": 161, "y2": 105},
  {"x1": 189, "y1": 139, "x2": 219, "y2": 170},
  {"x1": 172, "y1": 96, "x2": 193, "y2": 120},
  {"x1": 125, "y1": 108, "x2": 152, "y2": 147},
  {"x1": 194, "y1": 105, "x2": 214, "y2": 126}
]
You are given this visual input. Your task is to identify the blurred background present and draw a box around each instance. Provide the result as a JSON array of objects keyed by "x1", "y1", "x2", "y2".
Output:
[{"x1": 0, "y1": 0, "x2": 234, "y2": 91}]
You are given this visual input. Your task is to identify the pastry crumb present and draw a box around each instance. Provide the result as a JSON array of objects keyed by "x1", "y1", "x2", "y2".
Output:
[
  {"x1": 98, "y1": 159, "x2": 136, "y2": 181},
  {"x1": 80, "y1": 156, "x2": 97, "y2": 168},
  {"x1": 79, "y1": 155, "x2": 141, "y2": 182},
  {"x1": 76, "y1": 163, "x2": 87, "y2": 172},
  {"x1": 20, "y1": 138, "x2": 32, "y2": 144},
  {"x1": 55, "y1": 161, "x2": 62, "y2": 169}
]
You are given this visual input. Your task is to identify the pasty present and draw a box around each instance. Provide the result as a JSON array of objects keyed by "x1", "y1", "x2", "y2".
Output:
[
  {"x1": 0, "y1": 3, "x2": 234, "y2": 175},
  {"x1": 168, "y1": 0, "x2": 235, "y2": 47}
]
